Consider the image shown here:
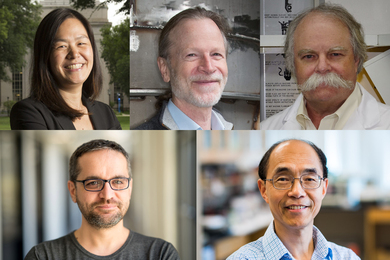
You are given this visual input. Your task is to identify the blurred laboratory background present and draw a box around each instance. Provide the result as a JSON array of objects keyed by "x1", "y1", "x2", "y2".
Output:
[
  {"x1": 198, "y1": 130, "x2": 390, "y2": 260},
  {"x1": 0, "y1": 130, "x2": 196, "y2": 260}
]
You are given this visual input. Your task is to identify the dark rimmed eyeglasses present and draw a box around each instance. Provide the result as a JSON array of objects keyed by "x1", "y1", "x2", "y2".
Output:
[
  {"x1": 263, "y1": 173, "x2": 325, "y2": 190},
  {"x1": 75, "y1": 177, "x2": 130, "y2": 192}
]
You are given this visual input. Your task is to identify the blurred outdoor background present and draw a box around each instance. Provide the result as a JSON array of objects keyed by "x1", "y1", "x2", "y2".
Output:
[{"x1": 0, "y1": 0, "x2": 130, "y2": 129}]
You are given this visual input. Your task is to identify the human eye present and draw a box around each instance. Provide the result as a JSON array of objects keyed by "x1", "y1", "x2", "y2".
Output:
[
  {"x1": 55, "y1": 44, "x2": 67, "y2": 49},
  {"x1": 112, "y1": 179, "x2": 124, "y2": 185},
  {"x1": 275, "y1": 176, "x2": 291, "y2": 182},
  {"x1": 330, "y1": 52, "x2": 343, "y2": 58},
  {"x1": 302, "y1": 54, "x2": 315, "y2": 60},
  {"x1": 302, "y1": 174, "x2": 318, "y2": 182},
  {"x1": 85, "y1": 179, "x2": 100, "y2": 188}
]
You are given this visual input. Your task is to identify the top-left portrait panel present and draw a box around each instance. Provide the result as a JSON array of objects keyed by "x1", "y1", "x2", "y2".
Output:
[{"x1": 2, "y1": 0, "x2": 129, "y2": 130}]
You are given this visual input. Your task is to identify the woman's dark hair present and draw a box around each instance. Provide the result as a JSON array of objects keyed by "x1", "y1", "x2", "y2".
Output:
[{"x1": 30, "y1": 8, "x2": 102, "y2": 120}]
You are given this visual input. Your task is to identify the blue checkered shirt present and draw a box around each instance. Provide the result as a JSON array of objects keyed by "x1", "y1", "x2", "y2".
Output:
[{"x1": 227, "y1": 222, "x2": 360, "y2": 260}]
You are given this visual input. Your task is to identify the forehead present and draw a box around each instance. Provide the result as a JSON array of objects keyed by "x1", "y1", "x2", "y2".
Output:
[
  {"x1": 77, "y1": 149, "x2": 128, "y2": 177},
  {"x1": 294, "y1": 12, "x2": 352, "y2": 50},
  {"x1": 267, "y1": 141, "x2": 322, "y2": 177},
  {"x1": 55, "y1": 18, "x2": 88, "y2": 37},
  {"x1": 168, "y1": 18, "x2": 225, "y2": 51}
]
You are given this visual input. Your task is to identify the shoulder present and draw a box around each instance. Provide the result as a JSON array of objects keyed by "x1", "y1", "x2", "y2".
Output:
[
  {"x1": 133, "y1": 108, "x2": 167, "y2": 130},
  {"x1": 10, "y1": 98, "x2": 53, "y2": 130},
  {"x1": 127, "y1": 232, "x2": 179, "y2": 260},
  {"x1": 328, "y1": 242, "x2": 361, "y2": 259},
  {"x1": 260, "y1": 109, "x2": 289, "y2": 130},
  {"x1": 11, "y1": 97, "x2": 48, "y2": 112},
  {"x1": 212, "y1": 107, "x2": 233, "y2": 130},
  {"x1": 88, "y1": 100, "x2": 122, "y2": 130},
  {"x1": 260, "y1": 94, "x2": 302, "y2": 130},
  {"x1": 24, "y1": 234, "x2": 74, "y2": 260},
  {"x1": 88, "y1": 100, "x2": 115, "y2": 115},
  {"x1": 227, "y1": 240, "x2": 265, "y2": 260}
]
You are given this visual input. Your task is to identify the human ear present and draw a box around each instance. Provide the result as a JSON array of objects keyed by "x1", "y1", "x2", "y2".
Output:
[
  {"x1": 258, "y1": 179, "x2": 269, "y2": 204},
  {"x1": 322, "y1": 178, "x2": 329, "y2": 198},
  {"x1": 157, "y1": 57, "x2": 171, "y2": 83},
  {"x1": 68, "y1": 180, "x2": 77, "y2": 203}
]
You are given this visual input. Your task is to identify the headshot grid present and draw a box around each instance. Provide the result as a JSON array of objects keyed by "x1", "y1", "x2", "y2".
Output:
[{"x1": 0, "y1": 0, "x2": 390, "y2": 260}]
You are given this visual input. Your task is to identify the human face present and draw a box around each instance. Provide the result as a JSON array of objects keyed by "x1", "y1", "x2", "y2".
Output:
[
  {"x1": 68, "y1": 149, "x2": 132, "y2": 229},
  {"x1": 50, "y1": 18, "x2": 93, "y2": 90},
  {"x1": 158, "y1": 18, "x2": 228, "y2": 108},
  {"x1": 293, "y1": 13, "x2": 359, "y2": 103},
  {"x1": 258, "y1": 140, "x2": 328, "y2": 233}
]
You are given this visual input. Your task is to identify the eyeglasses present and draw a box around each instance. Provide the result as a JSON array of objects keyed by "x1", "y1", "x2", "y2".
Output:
[
  {"x1": 263, "y1": 173, "x2": 325, "y2": 190},
  {"x1": 75, "y1": 177, "x2": 130, "y2": 192}
]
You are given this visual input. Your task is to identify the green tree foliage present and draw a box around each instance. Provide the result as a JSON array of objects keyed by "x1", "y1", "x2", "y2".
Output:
[
  {"x1": 3, "y1": 99, "x2": 16, "y2": 116},
  {"x1": 100, "y1": 19, "x2": 129, "y2": 96},
  {"x1": 70, "y1": 0, "x2": 129, "y2": 15},
  {"x1": 0, "y1": 0, "x2": 41, "y2": 81}
]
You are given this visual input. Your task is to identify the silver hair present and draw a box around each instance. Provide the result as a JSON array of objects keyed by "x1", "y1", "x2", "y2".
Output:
[{"x1": 284, "y1": 3, "x2": 367, "y2": 76}]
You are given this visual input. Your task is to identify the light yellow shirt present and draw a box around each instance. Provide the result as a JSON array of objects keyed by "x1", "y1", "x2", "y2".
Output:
[{"x1": 296, "y1": 84, "x2": 362, "y2": 130}]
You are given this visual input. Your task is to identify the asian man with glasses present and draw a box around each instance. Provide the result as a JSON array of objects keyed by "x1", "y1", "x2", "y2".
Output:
[
  {"x1": 228, "y1": 139, "x2": 360, "y2": 260},
  {"x1": 25, "y1": 139, "x2": 179, "y2": 260}
]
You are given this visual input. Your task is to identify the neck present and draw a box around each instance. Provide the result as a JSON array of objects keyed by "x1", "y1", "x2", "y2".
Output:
[
  {"x1": 75, "y1": 219, "x2": 129, "y2": 256},
  {"x1": 59, "y1": 87, "x2": 84, "y2": 111},
  {"x1": 172, "y1": 97, "x2": 213, "y2": 130},
  {"x1": 303, "y1": 85, "x2": 355, "y2": 129},
  {"x1": 305, "y1": 96, "x2": 349, "y2": 129},
  {"x1": 274, "y1": 222, "x2": 314, "y2": 260}
]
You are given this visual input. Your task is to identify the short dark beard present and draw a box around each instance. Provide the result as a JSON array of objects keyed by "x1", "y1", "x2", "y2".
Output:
[{"x1": 77, "y1": 198, "x2": 124, "y2": 230}]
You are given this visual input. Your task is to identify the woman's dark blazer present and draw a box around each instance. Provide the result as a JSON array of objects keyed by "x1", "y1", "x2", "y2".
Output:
[{"x1": 10, "y1": 97, "x2": 122, "y2": 130}]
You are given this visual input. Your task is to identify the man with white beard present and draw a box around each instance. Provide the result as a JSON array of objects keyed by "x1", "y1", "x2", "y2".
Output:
[
  {"x1": 135, "y1": 7, "x2": 233, "y2": 130},
  {"x1": 261, "y1": 3, "x2": 390, "y2": 130}
]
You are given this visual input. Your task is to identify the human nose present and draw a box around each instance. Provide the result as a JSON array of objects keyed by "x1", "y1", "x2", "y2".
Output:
[
  {"x1": 66, "y1": 45, "x2": 80, "y2": 59},
  {"x1": 315, "y1": 54, "x2": 331, "y2": 74},
  {"x1": 199, "y1": 54, "x2": 216, "y2": 74},
  {"x1": 287, "y1": 178, "x2": 306, "y2": 198},
  {"x1": 98, "y1": 181, "x2": 115, "y2": 199}
]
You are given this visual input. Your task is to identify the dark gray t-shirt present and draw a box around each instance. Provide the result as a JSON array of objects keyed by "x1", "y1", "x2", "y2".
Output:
[{"x1": 24, "y1": 231, "x2": 180, "y2": 260}]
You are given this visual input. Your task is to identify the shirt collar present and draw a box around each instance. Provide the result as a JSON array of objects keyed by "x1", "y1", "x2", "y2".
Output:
[
  {"x1": 296, "y1": 83, "x2": 362, "y2": 130},
  {"x1": 263, "y1": 222, "x2": 333, "y2": 260},
  {"x1": 167, "y1": 99, "x2": 225, "y2": 130}
]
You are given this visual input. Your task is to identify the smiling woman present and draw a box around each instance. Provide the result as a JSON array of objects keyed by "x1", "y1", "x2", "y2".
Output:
[{"x1": 9, "y1": 8, "x2": 122, "y2": 130}]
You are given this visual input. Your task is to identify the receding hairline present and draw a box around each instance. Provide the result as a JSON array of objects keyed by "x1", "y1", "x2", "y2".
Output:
[
  {"x1": 266, "y1": 140, "x2": 324, "y2": 177},
  {"x1": 165, "y1": 17, "x2": 228, "y2": 58},
  {"x1": 293, "y1": 11, "x2": 355, "y2": 51}
]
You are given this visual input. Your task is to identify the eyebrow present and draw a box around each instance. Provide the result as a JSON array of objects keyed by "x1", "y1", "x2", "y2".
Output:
[
  {"x1": 273, "y1": 167, "x2": 318, "y2": 175},
  {"x1": 53, "y1": 35, "x2": 89, "y2": 43},
  {"x1": 83, "y1": 175, "x2": 129, "y2": 180},
  {"x1": 298, "y1": 46, "x2": 348, "y2": 57},
  {"x1": 329, "y1": 46, "x2": 348, "y2": 52},
  {"x1": 297, "y1": 49, "x2": 315, "y2": 57}
]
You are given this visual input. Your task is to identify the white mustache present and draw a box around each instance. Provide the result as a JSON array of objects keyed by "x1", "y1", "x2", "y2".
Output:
[
  {"x1": 298, "y1": 72, "x2": 354, "y2": 92},
  {"x1": 189, "y1": 73, "x2": 223, "y2": 82}
]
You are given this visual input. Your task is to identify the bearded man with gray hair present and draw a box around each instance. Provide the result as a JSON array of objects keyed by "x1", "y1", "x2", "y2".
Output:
[
  {"x1": 261, "y1": 3, "x2": 390, "y2": 130},
  {"x1": 135, "y1": 7, "x2": 233, "y2": 130}
]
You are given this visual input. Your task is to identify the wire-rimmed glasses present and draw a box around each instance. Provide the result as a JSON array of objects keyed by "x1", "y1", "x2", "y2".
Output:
[
  {"x1": 263, "y1": 173, "x2": 325, "y2": 190},
  {"x1": 75, "y1": 177, "x2": 130, "y2": 192}
]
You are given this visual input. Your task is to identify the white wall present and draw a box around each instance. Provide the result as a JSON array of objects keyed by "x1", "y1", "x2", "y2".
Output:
[{"x1": 326, "y1": 0, "x2": 390, "y2": 35}]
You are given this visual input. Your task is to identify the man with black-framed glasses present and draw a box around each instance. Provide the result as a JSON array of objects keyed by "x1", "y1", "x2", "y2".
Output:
[
  {"x1": 228, "y1": 139, "x2": 360, "y2": 260},
  {"x1": 25, "y1": 139, "x2": 179, "y2": 260}
]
